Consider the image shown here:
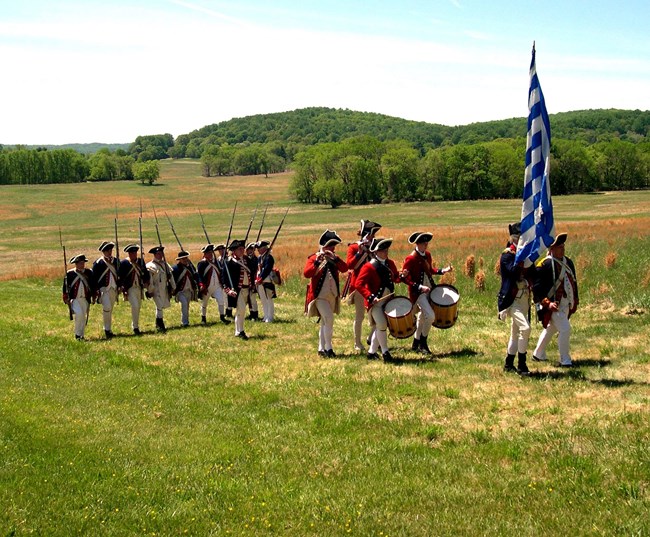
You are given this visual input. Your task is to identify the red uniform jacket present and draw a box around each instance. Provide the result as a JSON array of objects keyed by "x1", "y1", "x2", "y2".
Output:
[
  {"x1": 356, "y1": 258, "x2": 401, "y2": 310},
  {"x1": 401, "y1": 250, "x2": 442, "y2": 304},
  {"x1": 345, "y1": 241, "x2": 372, "y2": 292},
  {"x1": 303, "y1": 252, "x2": 348, "y2": 308}
]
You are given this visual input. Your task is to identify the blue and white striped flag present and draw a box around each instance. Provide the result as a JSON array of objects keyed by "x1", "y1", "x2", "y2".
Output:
[{"x1": 515, "y1": 43, "x2": 555, "y2": 266}]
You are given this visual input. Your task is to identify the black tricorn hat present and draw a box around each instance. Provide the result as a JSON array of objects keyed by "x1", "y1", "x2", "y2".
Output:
[
  {"x1": 359, "y1": 219, "x2": 382, "y2": 237},
  {"x1": 214, "y1": 243, "x2": 226, "y2": 250},
  {"x1": 369, "y1": 237, "x2": 393, "y2": 252},
  {"x1": 246, "y1": 242, "x2": 257, "y2": 250},
  {"x1": 175, "y1": 250, "x2": 190, "y2": 261},
  {"x1": 408, "y1": 231, "x2": 433, "y2": 244},
  {"x1": 319, "y1": 230, "x2": 342, "y2": 247},
  {"x1": 201, "y1": 244, "x2": 215, "y2": 253},
  {"x1": 228, "y1": 239, "x2": 245, "y2": 251},
  {"x1": 123, "y1": 243, "x2": 140, "y2": 253},
  {"x1": 148, "y1": 245, "x2": 165, "y2": 254},
  {"x1": 256, "y1": 240, "x2": 270, "y2": 249},
  {"x1": 98, "y1": 241, "x2": 115, "y2": 252},
  {"x1": 508, "y1": 222, "x2": 521, "y2": 236},
  {"x1": 549, "y1": 233, "x2": 567, "y2": 248},
  {"x1": 69, "y1": 254, "x2": 88, "y2": 264}
]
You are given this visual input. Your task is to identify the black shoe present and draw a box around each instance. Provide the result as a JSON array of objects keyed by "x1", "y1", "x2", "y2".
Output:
[
  {"x1": 318, "y1": 350, "x2": 327, "y2": 357},
  {"x1": 237, "y1": 331, "x2": 249, "y2": 340},
  {"x1": 326, "y1": 349, "x2": 336, "y2": 358},
  {"x1": 133, "y1": 328, "x2": 142, "y2": 336},
  {"x1": 382, "y1": 351, "x2": 395, "y2": 362},
  {"x1": 201, "y1": 315, "x2": 207, "y2": 325},
  {"x1": 503, "y1": 364, "x2": 518, "y2": 373},
  {"x1": 220, "y1": 314, "x2": 231, "y2": 325},
  {"x1": 104, "y1": 330, "x2": 114, "y2": 339},
  {"x1": 225, "y1": 308, "x2": 233, "y2": 318},
  {"x1": 367, "y1": 352, "x2": 379, "y2": 360},
  {"x1": 411, "y1": 338, "x2": 420, "y2": 351},
  {"x1": 419, "y1": 336, "x2": 432, "y2": 356},
  {"x1": 366, "y1": 336, "x2": 372, "y2": 345},
  {"x1": 504, "y1": 353, "x2": 516, "y2": 372},
  {"x1": 75, "y1": 335, "x2": 85, "y2": 341},
  {"x1": 155, "y1": 318, "x2": 167, "y2": 333},
  {"x1": 517, "y1": 352, "x2": 530, "y2": 376}
]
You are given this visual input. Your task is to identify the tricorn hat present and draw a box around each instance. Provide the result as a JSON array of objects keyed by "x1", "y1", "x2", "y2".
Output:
[
  {"x1": 256, "y1": 240, "x2": 270, "y2": 249},
  {"x1": 201, "y1": 244, "x2": 215, "y2": 253},
  {"x1": 408, "y1": 231, "x2": 433, "y2": 245},
  {"x1": 148, "y1": 245, "x2": 165, "y2": 254},
  {"x1": 123, "y1": 244, "x2": 140, "y2": 253},
  {"x1": 359, "y1": 219, "x2": 382, "y2": 238},
  {"x1": 246, "y1": 242, "x2": 257, "y2": 250},
  {"x1": 369, "y1": 237, "x2": 393, "y2": 252},
  {"x1": 69, "y1": 254, "x2": 88, "y2": 264},
  {"x1": 214, "y1": 243, "x2": 226, "y2": 250},
  {"x1": 319, "y1": 230, "x2": 342, "y2": 247},
  {"x1": 98, "y1": 241, "x2": 115, "y2": 252},
  {"x1": 175, "y1": 250, "x2": 190, "y2": 261},
  {"x1": 228, "y1": 239, "x2": 245, "y2": 251},
  {"x1": 508, "y1": 222, "x2": 521, "y2": 236},
  {"x1": 549, "y1": 233, "x2": 567, "y2": 248}
]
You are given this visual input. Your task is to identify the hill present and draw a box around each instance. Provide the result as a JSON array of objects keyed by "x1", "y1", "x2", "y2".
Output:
[{"x1": 3, "y1": 142, "x2": 131, "y2": 154}]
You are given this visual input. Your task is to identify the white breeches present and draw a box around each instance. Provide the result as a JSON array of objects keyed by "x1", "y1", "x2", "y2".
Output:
[
  {"x1": 506, "y1": 292, "x2": 531, "y2": 355},
  {"x1": 235, "y1": 289, "x2": 249, "y2": 335},
  {"x1": 100, "y1": 287, "x2": 117, "y2": 330},
  {"x1": 201, "y1": 286, "x2": 225, "y2": 316},
  {"x1": 534, "y1": 305, "x2": 571, "y2": 363},
  {"x1": 368, "y1": 303, "x2": 389, "y2": 354},
  {"x1": 71, "y1": 298, "x2": 88, "y2": 337},
  {"x1": 314, "y1": 298, "x2": 335, "y2": 352},
  {"x1": 352, "y1": 291, "x2": 373, "y2": 346},
  {"x1": 415, "y1": 293, "x2": 435, "y2": 339},
  {"x1": 257, "y1": 285, "x2": 274, "y2": 322},
  {"x1": 126, "y1": 286, "x2": 142, "y2": 330},
  {"x1": 177, "y1": 289, "x2": 192, "y2": 326}
]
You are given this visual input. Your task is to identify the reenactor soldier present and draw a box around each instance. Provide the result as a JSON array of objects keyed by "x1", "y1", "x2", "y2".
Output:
[
  {"x1": 304, "y1": 230, "x2": 349, "y2": 358},
  {"x1": 356, "y1": 237, "x2": 402, "y2": 362},
  {"x1": 215, "y1": 243, "x2": 233, "y2": 319},
  {"x1": 172, "y1": 251, "x2": 198, "y2": 328},
  {"x1": 62, "y1": 254, "x2": 95, "y2": 340},
  {"x1": 255, "y1": 240, "x2": 276, "y2": 322},
  {"x1": 146, "y1": 245, "x2": 175, "y2": 333},
  {"x1": 346, "y1": 219, "x2": 381, "y2": 352},
  {"x1": 401, "y1": 231, "x2": 453, "y2": 355},
  {"x1": 196, "y1": 244, "x2": 230, "y2": 325},
  {"x1": 244, "y1": 242, "x2": 260, "y2": 321},
  {"x1": 497, "y1": 223, "x2": 533, "y2": 374},
  {"x1": 118, "y1": 244, "x2": 150, "y2": 335},
  {"x1": 92, "y1": 241, "x2": 119, "y2": 339},
  {"x1": 222, "y1": 239, "x2": 252, "y2": 340}
]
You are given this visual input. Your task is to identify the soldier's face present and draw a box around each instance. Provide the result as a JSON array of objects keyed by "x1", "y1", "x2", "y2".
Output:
[
  {"x1": 128, "y1": 251, "x2": 138, "y2": 261},
  {"x1": 154, "y1": 252, "x2": 164, "y2": 260},
  {"x1": 104, "y1": 248, "x2": 114, "y2": 258},
  {"x1": 75, "y1": 261, "x2": 85, "y2": 270}
]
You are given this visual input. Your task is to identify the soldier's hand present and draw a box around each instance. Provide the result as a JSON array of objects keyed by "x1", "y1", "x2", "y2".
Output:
[{"x1": 227, "y1": 289, "x2": 237, "y2": 298}]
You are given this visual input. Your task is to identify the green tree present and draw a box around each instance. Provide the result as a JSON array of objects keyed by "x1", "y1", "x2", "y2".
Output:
[{"x1": 133, "y1": 160, "x2": 160, "y2": 185}]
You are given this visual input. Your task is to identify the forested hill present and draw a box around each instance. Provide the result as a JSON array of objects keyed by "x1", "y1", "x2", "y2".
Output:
[
  {"x1": 174, "y1": 107, "x2": 649, "y2": 154},
  {"x1": 6, "y1": 143, "x2": 130, "y2": 154}
]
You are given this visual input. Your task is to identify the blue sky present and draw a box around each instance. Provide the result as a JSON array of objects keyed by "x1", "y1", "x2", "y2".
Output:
[{"x1": 1, "y1": 0, "x2": 648, "y2": 144}]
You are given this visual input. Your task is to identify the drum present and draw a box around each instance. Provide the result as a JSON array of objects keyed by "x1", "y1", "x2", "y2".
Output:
[
  {"x1": 384, "y1": 296, "x2": 416, "y2": 339},
  {"x1": 429, "y1": 284, "x2": 460, "y2": 329}
]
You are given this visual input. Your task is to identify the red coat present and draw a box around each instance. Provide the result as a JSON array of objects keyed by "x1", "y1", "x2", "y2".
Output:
[
  {"x1": 356, "y1": 258, "x2": 401, "y2": 310},
  {"x1": 401, "y1": 250, "x2": 442, "y2": 303},
  {"x1": 345, "y1": 241, "x2": 372, "y2": 292},
  {"x1": 303, "y1": 252, "x2": 348, "y2": 309}
]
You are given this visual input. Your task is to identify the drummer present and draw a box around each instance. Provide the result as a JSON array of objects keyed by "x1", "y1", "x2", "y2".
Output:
[
  {"x1": 355, "y1": 237, "x2": 402, "y2": 362},
  {"x1": 401, "y1": 231, "x2": 453, "y2": 355}
]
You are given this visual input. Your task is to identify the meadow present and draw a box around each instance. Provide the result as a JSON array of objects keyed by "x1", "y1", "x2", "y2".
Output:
[{"x1": 1, "y1": 159, "x2": 648, "y2": 536}]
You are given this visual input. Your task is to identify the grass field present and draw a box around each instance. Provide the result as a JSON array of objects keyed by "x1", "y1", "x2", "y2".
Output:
[{"x1": 1, "y1": 160, "x2": 649, "y2": 536}]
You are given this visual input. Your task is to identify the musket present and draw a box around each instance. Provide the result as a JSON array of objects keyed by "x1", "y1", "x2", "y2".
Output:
[
  {"x1": 59, "y1": 226, "x2": 73, "y2": 321},
  {"x1": 255, "y1": 203, "x2": 269, "y2": 243},
  {"x1": 152, "y1": 204, "x2": 174, "y2": 296},
  {"x1": 138, "y1": 200, "x2": 145, "y2": 299},
  {"x1": 114, "y1": 203, "x2": 120, "y2": 303},
  {"x1": 221, "y1": 202, "x2": 237, "y2": 290},
  {"x1": 243, "y1": 205, "x2": 259, "y2": 246},
  {"x1": 198, "y1": 209, "x2": 211, "y2": 244},
  {"x1": 165, "y1": 212, "x2": 198, "y2": 276},
  {"x1": 268, "y1": 207, "x2": 289, "y2": 250}
]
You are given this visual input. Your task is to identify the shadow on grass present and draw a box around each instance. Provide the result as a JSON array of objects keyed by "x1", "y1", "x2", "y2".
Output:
[{"x1": 382, "y1": 347, "x2": 479, "y2": 366}]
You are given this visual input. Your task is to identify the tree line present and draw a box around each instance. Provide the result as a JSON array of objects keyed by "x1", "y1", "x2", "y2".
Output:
[{"x1": 290, "y1": 136, "x2": 650, "y2": 207}]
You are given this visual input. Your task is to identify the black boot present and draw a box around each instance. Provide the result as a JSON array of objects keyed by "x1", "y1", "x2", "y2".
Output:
[
  {"x1": 411, "y1": 337, "x2": 420, "y2": 351},
  {"x1": 517, "y1": 352, "x2": 530, "y2": 376},
  {"x1": 419, "y1": 335, "x2": 432, "y2": 355},
  {"x1": 220, "y1": 314, "x2": 231, "y2": 324},
  {"x1": 133, "y1": 328, "x2": 142, "y2": 336},
  {"x1": 503, "y1": 353, "x2": 517, "y2": 372},
  {"x1": 382, "y1": 351, "x2": 395, "y2": 362},
  {"x1": 104, "y1": 329, "x2": 114, "y2": 339},
  {"x1": 201, "y1": 315, "x2": 207, "y2": 325},
  {"x1": 156, "y1": 318, "x2": 166, "y2": 333},
  {"x1": 225, "y1": 308, "x2": 233, "y2": 318},
  {"x1": 251, "y1": 310, "x2": 259, "y2": 321}
]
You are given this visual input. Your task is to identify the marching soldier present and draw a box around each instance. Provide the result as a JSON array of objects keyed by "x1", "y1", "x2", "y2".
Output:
[
  {"x1": 118, "y1": 244, "x2": 150, "y2": 335},
  {"x1": 497, "y1": 223, "x2": 533, "y2": 374},
  {"x1": 255, "y1": 240, "x2": 276, "y2": 322},
  {"x1": 401, "y1": 231, "x2": 453, "y2": 355},
  {"x1": 304, "y1": 230, "x2": 349, "y2": 358},
  {"x1": 62, "y1": 254, "x2": 95, "y2": 340},
  {"x1": 244, "y1": 242, "x2": 260, "y2": 321},
  {"x1": 172, "y1": 251, "x2": 198, "y2": 328},
  {"x1": 222, "y1": 239, "x2": 252, "y2": 340},
  {"x1": 92, "y1": 241, "x2": 119, "y2": 339},
  {"x1": 215, "y1": 243, "x2": 233, "y2": 319},
  {"x1": 146, "y1": 245, "x2": 175, "y2": 333},
  {"x1": 196, "y1": 244, "x2": 230, "y2": 325},
  {"x1": 355, "y1": 237, "x2": 402, "y2": 362},
  {"x1": 346, "y1": 220, "x2": 381, "y2": 352},
  {"x1": 532, "y1": 233, "x2": 579, "y2": 367}
]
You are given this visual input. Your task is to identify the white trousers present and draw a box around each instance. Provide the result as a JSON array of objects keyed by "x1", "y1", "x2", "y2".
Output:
[
  {"x1": 352, "y1": 291, "x2": 374, "y2": 348},
  {"x1": 314, "y1": 298, "x2": 335, "y2": 352},
  {"x1": 257, "y1": 284, "x2": 274, "y2": 322},
  {"x1": 100, "y1": 287, "x2": 117, "y2": 331},
  {"x1": 71, "y1": 298, "x2": 88, "y2": 338},
  {"x1": 534, "y1": 305, "x2": 572, "y2": 364},
  {"x1": 234, "y1": 288, "x2": 250, "y2": 335},
  {"x1": 414, "y1": 293, "x2": 435, "y2": 339},
  {"x1": 368, "y1": 303, "x2": 389, "y2": 354},
  {"x1": 126, "y1": 286, "x2": 142, "y2": 330},
  {"x1": 177, "y1": 289, "x2": 193, "y2": 326},
  {"x1": 201, "y1": 286, "x2": 226, "y2": 316},
  {"x1": 506, "y1": 291, "x2": 531, "y2": 355}
]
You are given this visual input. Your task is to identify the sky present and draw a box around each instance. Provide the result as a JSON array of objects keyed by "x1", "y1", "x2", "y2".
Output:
[{"x1": 1, "y1": 0, "x2": 649, "y2": 145}]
